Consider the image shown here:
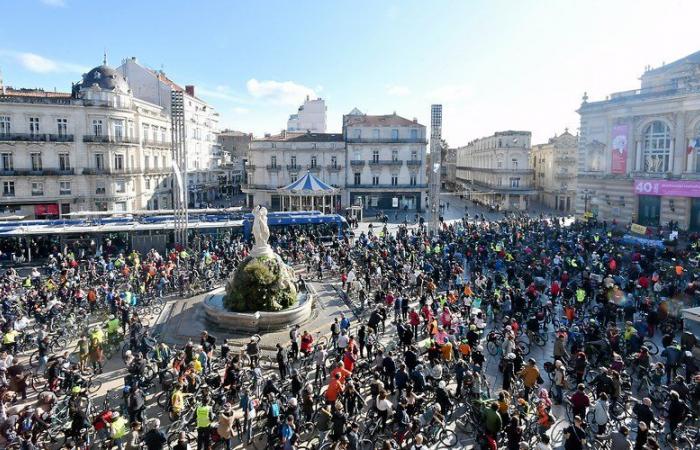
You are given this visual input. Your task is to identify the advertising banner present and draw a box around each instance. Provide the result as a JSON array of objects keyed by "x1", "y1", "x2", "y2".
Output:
[
  {"x1": 630, "y1": 223, "x2": 647, "y2": 235},
  {"x1": 634, "y1": 179, "x2": 700, "y2": 198},
  {"x1": 611, "y1": 125, "x2": 628, "y2": 174}
]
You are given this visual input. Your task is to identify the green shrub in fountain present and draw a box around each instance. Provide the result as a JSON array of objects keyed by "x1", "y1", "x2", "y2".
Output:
[{"x1": 223, "y1": 254, "x2": 298, "y2": 312}]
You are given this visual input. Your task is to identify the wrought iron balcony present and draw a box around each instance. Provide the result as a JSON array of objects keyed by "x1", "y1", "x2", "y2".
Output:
[
  {"x1": 265, "y1": 165, "x2": 282, "y2": 171},
  {"x1": 346, "y1": 137, "x2": 427, "y2": 144},
  {"x1": 368, "y1": 159, "x2": 403, "y2": 166},
  {"x1": 286, "y1": 164, "x2": 300, "y2": 171},
  {"x1": 83, "y1": 135, "x2": 140, "y2": 144},
  {"x1": 307, "y1": 165, "x2": 321, "y2": 172},
  {"x1": 349, "y1": 160, "x2": 365, "y2": 167},
  {"x1": 0, "y1": 133, "x2": 49, "y2": 142},
  {"x1": 143, "y1": 139, "x2": 171, "y2": 148},
  {"x1": 326, "y1": 165, "x2": 343, "y2": 171},
  {"x1": 406, "y1": 160, "x2": 422, "y2": 166},
  {"x1": 48, "y1": 134, "x2": 74, "y2": 142}
]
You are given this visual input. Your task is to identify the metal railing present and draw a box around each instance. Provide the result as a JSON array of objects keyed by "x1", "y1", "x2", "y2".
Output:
[
  {"x1": 368, "y1": 159, "x2": 403, "y2": 166},
  {"x1": 326, "y1": 165, "x2": 343, "y2": 170},
  {"x1": 349, "y1": 160, "x2": 365, "y2": 167},
  {"x1": 350, "y1": 183, "x2": 427, "y2": 189},
  {"x1": 83, "y1": 135, "x2": 140, "y2": 144},
  {"x1": 0, "y1": 168, "x2": 74, "y2": 176},
  {"x1": 265, "y1": 165, "x2": 282, "y2": 171},
  {"x1": 406, "y1": 160, "x2": 422, "y2": 166},
  {"x1": 0, "y1": 133, "x2": 50, "y2": 142},
  {"x1": 143, "y1": 139, "x2": 171, "y2": 148}
]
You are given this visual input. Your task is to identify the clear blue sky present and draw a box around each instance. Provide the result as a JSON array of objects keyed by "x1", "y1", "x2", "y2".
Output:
[{"x1": 1, "y1": 0, "x2": 700, "y2": 146}]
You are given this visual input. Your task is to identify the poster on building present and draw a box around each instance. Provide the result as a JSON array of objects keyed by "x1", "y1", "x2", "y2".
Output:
[
  {"x1": 634, "y1": 179, "x2": 700, "y2": 197},
  {"x1": 392, "y1": 197, "x2": 399, "y2": 208},
  {"x1": 611, "y1": 125, "x2": 628, "y2": 174}
]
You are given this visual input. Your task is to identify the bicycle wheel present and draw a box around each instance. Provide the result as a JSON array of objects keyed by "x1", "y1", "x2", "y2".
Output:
[
  {"x1": 156, "y1": 391, "x2": 169, "y2": 409},
  {"x1": 516, "y1": 340, "x2": 531, "y2": 356},
  {"x1": 486, "y1": 340, "x2": 499, "y2": 356},
  {"x1": 439, "y1": 428, "x2": 458, "y2": 447},
  {"x1": 642, "y1": 340, "x2": 659, "y2": 355},
  {"x1": 358, "y1": 438, "x2": 374, "y2": 450},
  {"x1": 259, "y1": 355, "x2": 274, "y2": 371},
  {"x1": 87, "y1": 378, "x2": 102, "y2": 394},
  {"x1": 29, "y1": 351, "x2": 40, "y2": 368},
  {"x1": 30, "y1": 374, "x2": 47, "y2": 393}
]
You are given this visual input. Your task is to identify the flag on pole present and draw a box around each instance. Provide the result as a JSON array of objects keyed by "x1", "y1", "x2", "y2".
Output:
[{"x1": 688, "y1": 138, "x2": 700, "y2": 155}]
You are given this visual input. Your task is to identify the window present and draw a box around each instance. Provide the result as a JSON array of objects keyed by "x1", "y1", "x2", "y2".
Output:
[
  {"x1": 372, "y1": 176, "x2": 379, "y2": 185},
  {"x1": 391, "y1": 129, "x2": 399, "y2": 141},
  {"x1": 411, "y1": 150, "x2": 417, "y2": 161},
  {"x1": 29, "y1": 117, "x2": 39, "y2": 135},
  {"x1": 113, "y1": 120, "x2": 124, "y2": 140},
  {"x1": 372, "y1": 150, "x2": 379, "y2": 163},
  {"x1": 512, "y1": 159, "x2": 518, "y2": 170},
  {"x1": 373, "y1": 129, "x2": 380, "y2": 139},
  {"x1": 353, "y1": 151, "x2": 361, "y2": 161},
  {"x1": 290, "y1": 174, "x2": 297, "y2": 183},
  {"x1": 56, "y1": 119, "x2": 67, "y2": 136},
  {"x1": 115, "y1": 179, "x2": 126, "y2": 193},
  {"x1": 311, "y1": 156, "x2": 317, "y2": 168},
  {"x1": 2, "y1": 181, "x2": 14, "y2": 196},
  {"x1": 114, "y1": 154, "x2": 124, "y2": 171},
  {"x1": 95, "y1": 180, "x2": 105, "y2": 195},
  {"x1": 354, "y1": 172, "x2": 361, "y2": 185},
  {"x1": 142, "y1": 124, "x2": 149, "y2": 141},
  {"x1": 1, "y1": 153, "x2": 13, "y2": 171},
  {"x1": 95, "y1": 153, "x2": 104, "y2": 170},
  {"x1": 144, "y1": 155, "x2": 150, "y2": 170},
  {"x1": 391, "y1": 175, "x2": 398, "y2": 186},
  {"x1": 60, "y1": 203, "x2": 70, "y2": 216},
  {"x1": 353, "y1": 129, "x2": 361, "y2": 139},
  {"x1": 145, "y1": 178, "x2": 151, "y2": 189},
  {"x1": 643, "y1": 121, "x2": 671, "y2": 173},
  {"x1": 410, "y1": 175, "x2": 417, "y2": 186},
  {"x1": 290, "y1": 155, "x2": 297, "y2": 168},
  {"x1": 128, "y1": 121, "x2": 134, "y2": 139},
  {"x1": 31, "y1": 182, "x2": 44, "y2": 196},
  {"x1": 59, "y1": 181, "x2": 71, "y2": 195},
  {"x1": 410, "y1": 129, "x2": 418, "y2": 140},
  {"x1": 392, "y1": 150, "x2": 399, "y2": 161},
  {"x1": 154, "y1": 155, "x2": 159, "y2": 169},
  {"x1": 160, "y1": 127, "x2": 166, "y2": 143},
  {"x1": 92, "y1": 119, "x2": 103, "y2": 136},
  {"x1": 331, "y1": 156, "x2": 337, "y2": 168},
  {"x1": 30, "y1": 153, "x2": 42, "y2": 171},
  {"x1": 114, "y1": 201, "x2": 127, "y2": 212},
  {"x1": 152, "y1": 127, "x2": 158, "y2": 142},
  {"x1": 58, "y1": 153, "x2": 70, "y2": 171},
  {"x1": 0, "y1": 116, "x2": 10, "y2": 135},
  {"x1": 510, "y1": 177, "x2": 520, "y2": 188}
]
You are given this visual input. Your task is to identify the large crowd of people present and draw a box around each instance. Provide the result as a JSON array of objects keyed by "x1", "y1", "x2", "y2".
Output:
[{"x1": 0, "y1": 206, "x2": 698, "y2": 450}]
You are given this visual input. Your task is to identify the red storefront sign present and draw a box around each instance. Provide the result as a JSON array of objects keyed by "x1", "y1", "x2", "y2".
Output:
[{"x1": 34, "y1": 203, "x2": 59, "y2": 216}]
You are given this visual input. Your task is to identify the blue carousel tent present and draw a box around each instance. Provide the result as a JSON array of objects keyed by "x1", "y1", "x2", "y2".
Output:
[
  {"x1": 278, "y1": 171, "x2": 338, "y2": 212},
  {"x1": 280, "y1": 171, "x2": 336, "y2": 193}
]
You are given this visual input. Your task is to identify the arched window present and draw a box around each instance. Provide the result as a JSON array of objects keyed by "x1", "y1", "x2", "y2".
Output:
[{"x1": 642, "y1": 121, "x2": 671, "y2": 173}]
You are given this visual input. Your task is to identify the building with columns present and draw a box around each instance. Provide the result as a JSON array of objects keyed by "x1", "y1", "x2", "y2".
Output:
[
  {"x1": 243, "y1": 131, "x2": 344, "y2": 209},
  {"x1": 343, "y1": 110, "x2": 427, "y2": 211},
  {"x1": 455, "y1": 130, "x2": 535, "y2": 210},
  {"x1": 530, "y1": 130, "x2": 578, "y2": 212},
  {"x1": 0, "y1": 63, "x2": 172, "y2": 218},
  {"x1": 576, "y1": 50, "x2": 700, "y2": 230}
]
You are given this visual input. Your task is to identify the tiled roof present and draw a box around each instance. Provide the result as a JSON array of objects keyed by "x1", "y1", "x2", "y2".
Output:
[
  {"x1": 344, "y1": 113, "x2": 422, "y2": 127},
  {"x1": 645, "y1": 50, "x2": 700, "y2": 75}
]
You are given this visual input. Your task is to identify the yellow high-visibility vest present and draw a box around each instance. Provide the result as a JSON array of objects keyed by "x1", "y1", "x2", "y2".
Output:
[
  {"x1": 111, "y1": 416, "x2": 128, "y2": 439},
  {"x1": 196, "y1": 405, "x2": 211, "y2": 428}
]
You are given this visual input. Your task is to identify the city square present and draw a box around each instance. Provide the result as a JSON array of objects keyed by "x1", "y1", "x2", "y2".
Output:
[{"x1": 0, "y1": 1, "x2": 699, "y2": 450}]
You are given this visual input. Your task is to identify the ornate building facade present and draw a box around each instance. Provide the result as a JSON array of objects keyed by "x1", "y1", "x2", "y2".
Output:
[
  {"x1": 577, "y1": 50, "x2": 700, "y2": 230},
  {"x1": 0, "y1": 63, "x2": 172, "y2": 218},
  {"x1": 455, "y1": 130, "x2": 535, "y2": 210},
  {"x1": 530, "y1": 130, "x2": 577, "y2": 212}
]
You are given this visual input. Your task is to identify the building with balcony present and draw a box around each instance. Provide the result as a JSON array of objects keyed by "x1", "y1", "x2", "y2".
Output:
[
  {"x1": 530, "y1": 130, "x2": 578, "y2": 212},
  {"x1": 0, "y1": 62, "x2": 172, "y2": 218},
  {"x1": 455, "y1": 130, "x2": 535, "y2": 210},
  {"x1": 243, "y1": 131, "x2": 344, "y2": 209},
  {"x1": 343, "y1": 110, "x2": 427, "y2": 211},
  {"x1": 577, "y1": 50, "x2": 700, "y2": 230},
  {"x1": 287, "y1": 96, "x2": 327, "y2": 132},
  {"x1": 117, "y1": 57, "x2": 221, "y2": 207}
]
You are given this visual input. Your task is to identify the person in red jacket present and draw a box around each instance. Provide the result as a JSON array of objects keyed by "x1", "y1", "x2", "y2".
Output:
[
  {"x1": 408, "y1": 308, "x2": 421, "y2": 338},
  {"x1": 300, "y1": 331, "x2": 314, "y2": 356},
  {"x1": 342, "y1": 349, "x2": 356, "y2": 372}
]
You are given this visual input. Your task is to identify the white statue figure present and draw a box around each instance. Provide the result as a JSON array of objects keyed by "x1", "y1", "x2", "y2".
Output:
[{"x1": 251, "y1": 205, "x2": 273, "y2": 257}]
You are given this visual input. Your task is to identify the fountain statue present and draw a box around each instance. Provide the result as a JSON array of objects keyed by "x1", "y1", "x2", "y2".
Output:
[{"x1": 222, "y1": 205, "x2": 298, "y2": 312}]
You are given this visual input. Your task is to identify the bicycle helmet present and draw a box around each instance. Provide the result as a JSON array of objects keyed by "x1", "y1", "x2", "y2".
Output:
[{"x1": 71, "y1": 386, "x2": 81, "y2": 394}]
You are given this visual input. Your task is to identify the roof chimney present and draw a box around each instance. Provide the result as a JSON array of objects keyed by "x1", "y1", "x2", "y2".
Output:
[
  {"x1": 185, "y1": 85, "x2": 195, "y2": 97},
  {"x1": 413, "y1": 117, "x2": 417, "y2": 123}
]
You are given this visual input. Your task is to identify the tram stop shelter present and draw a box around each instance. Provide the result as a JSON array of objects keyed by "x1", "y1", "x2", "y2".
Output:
[{"x1": 278, "y1": 171, "x2": 338, "y2": 213}]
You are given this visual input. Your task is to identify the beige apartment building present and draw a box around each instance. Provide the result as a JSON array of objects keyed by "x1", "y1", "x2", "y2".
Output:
[
  {"x1": 530, "y1": 130, "x2": 578, "y2": 212},
  {"x1": 455, "y1": 130, "x2": 535, "y2": 210}
]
